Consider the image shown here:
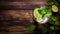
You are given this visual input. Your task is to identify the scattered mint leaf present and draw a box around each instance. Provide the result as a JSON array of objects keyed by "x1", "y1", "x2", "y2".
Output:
[
  {"x1": 48, "y1": 0, "x2": 54, "y2": 5},
  {"x1": 54, "y1": 21, "x2": 60, "y2": 26},
  {"x1": 50, "y1": 26, "x2": 55, "y2": 30},
  {"x1": 51, "y1": 16, "x2": 57, "y2": 21},
  {"x1": 40, "y1": 26, "x2": 48, "y2": 34},
  {"x1": 28, "y1": 25, "x2": 36, "y2": 32}
]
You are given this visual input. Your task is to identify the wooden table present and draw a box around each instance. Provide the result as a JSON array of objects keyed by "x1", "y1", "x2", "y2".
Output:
[{"x1": 0, "y1": 0, "x2": 47, "y2": 34}]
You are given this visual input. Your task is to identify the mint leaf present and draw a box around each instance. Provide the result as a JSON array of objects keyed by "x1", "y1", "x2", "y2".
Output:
[
  {"x1": 48, "y1": 0, "x2": 54, "y2": 5},
  {"x1": 40, "y1": 26, "x2": 48, "y2": 34},
  {"x1": 38, "y1": 9, "x2": 46, "y2": 15},
  {"x1": 28, "y1": 25, "x2": 36, "y2": 32},
  {"x1": 51, "y1": 16, "x2": 57, "y2": 21},
  {"x1": 54, "y1": 21, "x2": 60, "y2": 26},
  {"x1": 50, "y1": 26, "x2": 55, "y2": 30}
]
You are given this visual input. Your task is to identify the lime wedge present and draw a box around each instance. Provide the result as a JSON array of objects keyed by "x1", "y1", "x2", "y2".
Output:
[
  {"x1": 34, "y1": 8, "x2": 39, "y2": 18},
  {"x1": 33, "y1": 8, "x2": 42, "y2": 23},
  {"x1": 36, "y1": 18, "x2": 42, "y2": 23},
  {"x1": 52, "y1": 5, "x2": 58, "y2": 12}
]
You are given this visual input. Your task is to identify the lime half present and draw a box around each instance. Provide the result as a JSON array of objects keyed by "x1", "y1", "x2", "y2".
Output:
[{"x1": 52, "y1": 5, "x2": 58, "y2": 12}]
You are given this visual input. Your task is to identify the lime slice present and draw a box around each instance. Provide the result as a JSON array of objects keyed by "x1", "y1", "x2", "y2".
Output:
[
  {"x1": 33, "y1": 8, "x2": 42, "y2": 23},
  {"x1": 34, "y1": 8, "x2": 39, "y2": 18},
  {"x1": 52, "y1": 5, "x2": 58, "y2": 12},
  {"x1": 36, "y1": 15, "x2": 42, "y2": 23}
]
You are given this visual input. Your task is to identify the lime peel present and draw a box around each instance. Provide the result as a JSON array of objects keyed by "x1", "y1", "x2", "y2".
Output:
[
  {"x1": 52, "y1": 5, "x2": 58, "y2": 12},
  {"x1": 34, "y1": 8, "x2": 42, "y2": 23}
]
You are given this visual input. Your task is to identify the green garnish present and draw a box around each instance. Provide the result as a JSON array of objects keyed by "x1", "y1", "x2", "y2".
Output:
[{"x1": 28, "y1": 25, "x2": 36, "y2": 32}]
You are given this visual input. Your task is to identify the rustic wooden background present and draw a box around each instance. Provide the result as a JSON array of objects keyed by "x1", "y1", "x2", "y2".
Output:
[{"x1": 0, "y1": 0, "x2": 47, "y2": 34}]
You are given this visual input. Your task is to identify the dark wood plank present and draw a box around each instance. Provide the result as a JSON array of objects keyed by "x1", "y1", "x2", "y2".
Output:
[
  {"x1": 0, "y1": 1, "x2": 47, "y2": 10},
  {"x1": 0, "y1": 0, "x2": 47, "y2": 2},
  {"x1": 0, "y1": 26, "x2": 29, "y2": 32},
  {"x1": 0, "y1": 32, "x2": 31, "y2": 34},
  {"x1": 0, "y1": 5, "x2": 39, "y2": 10}
]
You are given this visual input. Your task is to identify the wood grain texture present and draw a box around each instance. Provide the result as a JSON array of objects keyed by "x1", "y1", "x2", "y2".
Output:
[
  {"x1": 0, "y1": 26, "x2": 29, "y2": 32},
  {"x1": 0, "y1": 0, "x2": 48, "y2": 34},
  {"x1": 0, "y1": 32, "x2": 31, "y2": 34},
  {"x1": 0, "y1": 10, "x2": 33, "y2": 26},
  {"x1": 0, "y1": 10, "x2": 34, "y2": 33},
  {"x1": 0, "y1": 0, "x2": 47, "y2": 2},
  {"x1": 0, "y1": 0, "x2": 47, "y2": 10}
]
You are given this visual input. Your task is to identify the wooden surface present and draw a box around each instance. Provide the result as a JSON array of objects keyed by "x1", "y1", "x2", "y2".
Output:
[
  {"x1": 0, "y1": 0, "x2": 47, "y2": 10},
  {"x1": 0, "y1": 10, "x2": 33, "y2": 32},
  {"x1": 0, "y1": 0, "x2": 47, "y2": 34}
]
